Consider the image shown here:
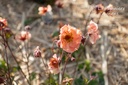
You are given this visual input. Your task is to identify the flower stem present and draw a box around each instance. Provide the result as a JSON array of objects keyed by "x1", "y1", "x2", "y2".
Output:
[
  {"x1": 97, "y1": 13, "x2": 103, "y2": 24},
  {"x1": 61, "y1": 55, "x2": 69, "y2": 84},
  {"x1": 5, "y1": 40, "x2": 31, "y2": 85},
  {"x1": 84, "y1": 9, "x2": 93, "y2": 35}
]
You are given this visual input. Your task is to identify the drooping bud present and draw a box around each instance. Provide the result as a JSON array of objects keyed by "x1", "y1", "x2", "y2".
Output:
[
  {"x1": 94, "y1": 4, "x2": 104, "y2": 14},
  {"x1": 25, "y1": 25, "x2": 31, "y2": 31},
  {"x1": 4, "y1": 28, "x2": 13, "y2": 39},
  {"x1": 34, "y1": 46, "x2": 42, "y2": 58},
  {"x1": 0, "y1": 17, "x2": 8, "y2": 30},
  {"x1": 105, "y1": 4, "x2": 114, "y2": 16},
  {"x1": 48, "y1": 54, "x2": 60, "y2": 74},
  {"x1": 15, "y1": 31, "x2": 31, "y2": 42},
  {"x1": 55, "y1": 0, "x2": 63, "y2": 8}
]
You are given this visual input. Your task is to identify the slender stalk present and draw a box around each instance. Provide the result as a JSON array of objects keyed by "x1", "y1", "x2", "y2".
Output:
[
  {"x1": 97, "y1": 13, "x2": 103, "y2": 24},
  {"x1": 61, "y1": 56, "x2": 69, "y2": 84},
  {"x1": 5, "y1": 41, "x2": 31, "y2": 85},
  {"x1": 24, "y1": 42, "x2": 30, "y2": 80},
  {"x1": 58, "y1": 50, "x2": 64, "y2": 85},
  {"x1": 83, "y1": 9, "x2": 93, "y2": 35},
  {"x1": 5, "y1": 44, "x2": 12, "y2": 85},
  {"x1": 1, "y1": 30, "x2": 12, "y2": 84}
]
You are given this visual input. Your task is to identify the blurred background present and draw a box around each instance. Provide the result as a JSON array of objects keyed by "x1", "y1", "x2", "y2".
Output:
[{"x1": 0, "y1": 0, "x2": 128, "y2": 85}]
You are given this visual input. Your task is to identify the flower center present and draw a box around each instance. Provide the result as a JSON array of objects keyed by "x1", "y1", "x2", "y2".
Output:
[
  {"x1": 64, "y1": 34, "x2": 73, "y2": 42},
  {"x1": 51, "y1": 60, "x2": 58, "y2": 68}
]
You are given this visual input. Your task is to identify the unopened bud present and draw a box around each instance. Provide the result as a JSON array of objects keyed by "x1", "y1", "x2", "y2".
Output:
[
  {"x1": 34, "y1": 46, "x2": 41, "y2": 57},
  {"x1": 94, "y1": 4, "x2": 104, "y2": 14},
  {"x1": 25, "y1": 25, "x2": 31, "y2": 31}
]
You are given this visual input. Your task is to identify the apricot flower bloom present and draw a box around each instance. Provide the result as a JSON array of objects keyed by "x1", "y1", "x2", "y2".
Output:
[
  {"x1": 48, "y1": 54, "x2": 59, "y2": 74},
  {"x1": 87, "y1": 21, "x2": 99, "y2": 44},
  {"x1": 59, "y1": 25, "x2": 82, "y2": 53},
  {"x1": 0, "y1": 17, "x2": 8, "y2": 30},
  {"x1": 38, "y1": 5, "x2": 52, "y2": 15},
  {"x1": 15, "y1": 31, "x2": 31, "y2": 42}
]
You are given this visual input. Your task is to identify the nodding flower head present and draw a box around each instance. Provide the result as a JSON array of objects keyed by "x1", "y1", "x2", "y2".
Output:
[
  {"x1": 105, "y1": 4, "x2": 114, "y2": 16},
  {"x1": 15, "y1": 31, "x2": 31, "y2": 42},
  {"x1": 34, "y1": 46, "x2": 41, "y2": 58},
  {"x1": 94, "y1": 4, "x2": 104, "y2": 14},
  {"x1": 38, "y1": 5, "x2": 52, "y2": 15},
  {"x1": 48, "y1": 54, "x2": 60, "y2": 74},
  {"x1": 59, "y1": 25, "x2": 82, "y2": 53},
  {"x1": 0, "y1": 17, "x2": 8, "y2": 30},
  {"x1": 87, "y1": 21, "x2": 99, "y2": 44},
  {"x1": 55, "y1": 0, "x2": 64, "y2": 8}
]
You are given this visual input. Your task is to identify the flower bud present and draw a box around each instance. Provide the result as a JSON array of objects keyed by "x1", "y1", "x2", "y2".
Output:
[
  {"x1": 94, "y1": 4, "x2": 104, "y2": 14},
  {"x1": 55, "y1": 0, "x2": 63, "y2": 8},
  {"x1": 34, "y1": 46, "x2": 41, "y2": 57},
  {"x1": 25, "y1": 25, "x2": 31, "y2": 31},
  {"x1": 105, "y1": 4, "x2": 114, "y2": 16}
]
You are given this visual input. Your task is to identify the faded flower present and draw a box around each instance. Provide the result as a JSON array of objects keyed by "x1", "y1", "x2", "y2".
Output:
[
  {"x1": 87, "y1": 21, "x2": 99, "y2": 44},
  {"x1": 15, "y1": 31, "x2": 31, "y2": 42},
  {"x1": 38, "y1": 5, "x2": 52, "y2": 15},
  {"x1": 48, "y1": 54, "x2": 60, "y2": 74}
]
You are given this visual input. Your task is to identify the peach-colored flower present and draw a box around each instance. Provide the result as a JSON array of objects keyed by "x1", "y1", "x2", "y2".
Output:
[
  {"x1": 94, "y1": 4, "x2": 104, "y2": 14},
  {"x1": 87, "y1": 21, "x2": 98, "y2": 35},
  {"x1": 89, "y1": 30, "x2": 99, "y2": 44},
  {"x1": 105, "y1": 4, "x2": 114, "y2": 16},
  {"x1": 15, "y1": 31, "x2": 31, "y2": 41},
  {"x1": 0, "y1": 17, "x2": 8, "y2": 30},
  {"x1": 59, "y1": 25, "x2": 82, "y2": 53},
  {"x1": 38, "y1": 5, "x2": 52, "y2": 15},
  {"x1": 87, "y1": 21, "x2": 99, "y2": 44},
  {"x1": 48, "y1": 54, "x2": 59, "y2": 74}
]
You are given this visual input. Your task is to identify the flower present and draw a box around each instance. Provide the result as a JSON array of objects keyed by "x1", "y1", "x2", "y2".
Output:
[
  {"x1": 94, "y1": 4, "x2": 104, "y2": 14},
  {"x1": 59, "y1": 25, "x2": 82, "y2": 53},
  {"x1": 89, "y1": 30, "x2": 99, "y2": 44},
  {"x1": 34, "y1": 46, "x2": 41, "y2": 57},
  {"x1": 87, "y1": 21, "x2": 98, "y2": 35},
  {"x1": 38, "y1": 5, "x2": 52, "y2": 15},
  {"x1": 105, "y1": 4, "x2": 114, "y2": 16},
  {"x1": 15, "y1": 31, "x2": 31, "y2": 42},
  {"x1": 87, "y1": 21, "x2": 99, "y2": 44},
  {"x1": 0, "y1": 17, "x2": 8, "y2": 30},
  {"x1": 48, "y1": 54, "x2": 59, "y2": 74}
]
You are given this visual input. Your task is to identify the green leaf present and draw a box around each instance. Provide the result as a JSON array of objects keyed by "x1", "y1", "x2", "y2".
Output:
[
  {"x1": 0, "y1": 59, "x2": 7, "y2": 70},
  {"x1": 52, "y1": 31, "x2": 59, "y2": 38},
  {"x1": 45, "y1": 74, "x2": 58, "y2": 85},
  {"x1": 74, "y1": 76, "x2": 86, "y2": 85},
  {"x1": 97, "y1": 71, "x2": 104, "y2": 85},
  {"x1": 12, "y1": 66, "x2": 21, "y2": 72},
  {"x1": 78, "y1": 63, "x2": 85, "y2": 70},
  {"x1": 29, "y1": 72, "x2": 36, "y2": 81}
]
